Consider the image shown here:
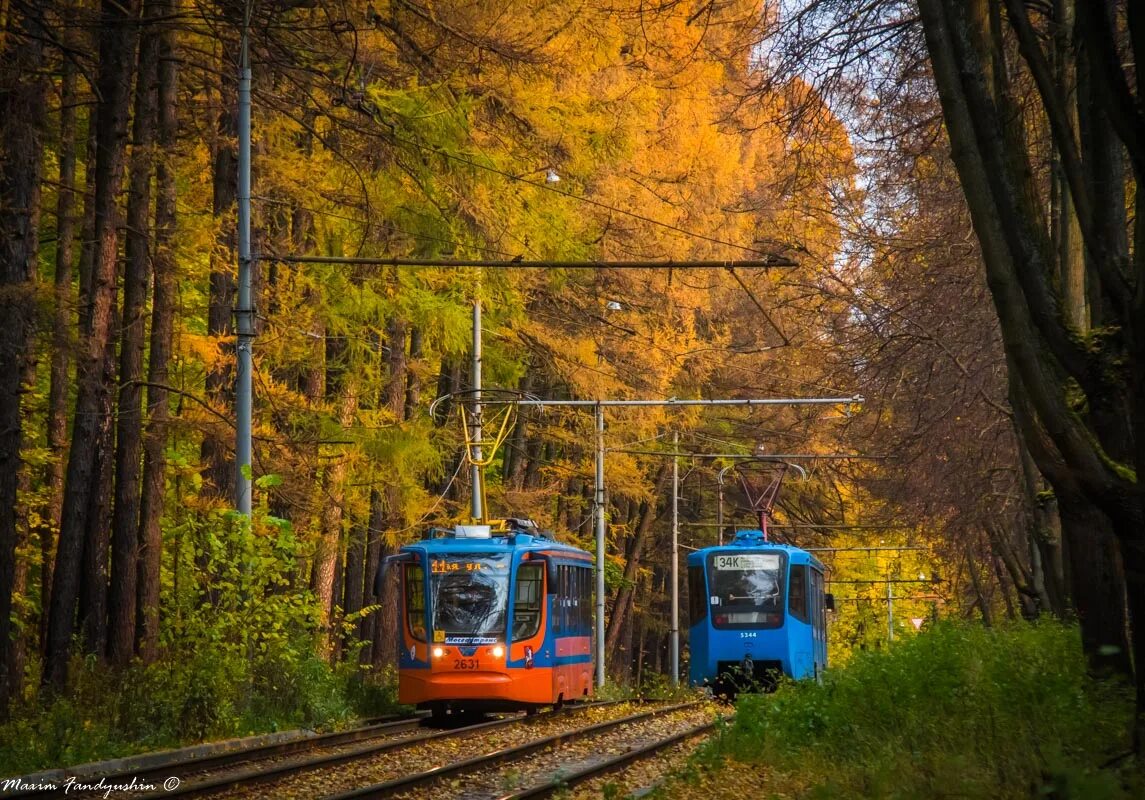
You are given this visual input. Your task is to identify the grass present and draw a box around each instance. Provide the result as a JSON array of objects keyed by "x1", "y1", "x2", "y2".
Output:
[{"x1": 660, "y1": 621, "x2": 1142, "y2": 800}]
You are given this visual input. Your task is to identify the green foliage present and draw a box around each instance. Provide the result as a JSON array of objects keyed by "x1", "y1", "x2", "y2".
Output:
[
  {"x1": 682, "y1": 621, "x2": 1139, "y2": 800},
  {"x1": 0, "y1": 642, "x2": 400, "y2": 778},
  {"x1": 637, "y1": 671, "x2": 704, "y2": 704},
  {"x1": 594, "y1": 679, "x2": 638, "y2": 703},
  {"x1": 0, "y1": 506, "x2": 403, "y2": 779}
]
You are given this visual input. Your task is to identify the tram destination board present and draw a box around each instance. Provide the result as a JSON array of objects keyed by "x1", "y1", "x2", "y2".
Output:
[{"x1": 712, "y1": 553, "x2": 780, "y2": 571}]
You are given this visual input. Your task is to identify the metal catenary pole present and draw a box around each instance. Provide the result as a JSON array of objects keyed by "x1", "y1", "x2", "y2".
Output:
[
  {"x1": 470, "y1": 292, "x2": 483, "y2": 521},
  {"x1": 235, "y1": 17, "x2": 253, "y2": 516},
  {"x1": 670, "y1": 430, "x2": 680, "y2": 686},
  {"x1": 594, "y1": 403, "x2": 606, "y2": 687}
]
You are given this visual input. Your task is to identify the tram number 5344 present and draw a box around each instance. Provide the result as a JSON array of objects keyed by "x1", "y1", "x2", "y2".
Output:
[{"x1": 453, "y1": 658, "x2": 479, "y2": 670}]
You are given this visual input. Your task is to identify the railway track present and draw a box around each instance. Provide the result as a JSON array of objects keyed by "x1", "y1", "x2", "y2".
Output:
[
  {"x1": 4, "y1": 714, "x2": 426, "y2": 800},
  {"x1": 15, "y1": 701, "x2": 626, "y2": 800},
  {"x1": 7, "y1": 700, "x2": 720, "y2": 800},
  {"x1": 324, "y1": 700, "x2": 719, "y2": 800},
  {"x1": 506, "y1": 715, "x2": 730, "y2": 800}
]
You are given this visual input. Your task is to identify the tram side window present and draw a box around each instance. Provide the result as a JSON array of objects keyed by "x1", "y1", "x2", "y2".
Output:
[
  {"x1": 514, "y1": 563, "x2": 544, "y2": 641},
  {"x1": 564, "y1": 565, "x2": 572, "y2": 632},
  {"x1": 586, "y1": 569, "x2": 595, "y2": 631},
  {"x1": 819, "y1": 570, "x2": 826, "y2": 627},
  {"x1": 565, "y1": 565, "x2": 573, "y2": 632},
  {"x1": 789, "y1": 565, "x2": 809, "y2": 623},
  {"x1": 688, "y1": 566, "x2": 707, "y2": 624},
  {"x1": 815, "y1": 569, "x2": 826, "y2": 635},
  {"x1": 809, "y1": 569, "x2": 821, "y2": 636},
  {"x1": 554, "y1": 565, "x2": 564, "y2": 634},
  {"x1": 570, "y1": 567, "x2": 580, "y2": 634},
  {"x1": 581, "y1": 567, "x2": 592, "y2": 632},
  {"x1": 569, "y1": 565, "x2": 577, "y2": 632},
  {"x1": 581, "y1": 567, "x2": 590, "y2": 632},
  {"x1": 405, "y1": 563, "x2": 426, "y2": 641}
]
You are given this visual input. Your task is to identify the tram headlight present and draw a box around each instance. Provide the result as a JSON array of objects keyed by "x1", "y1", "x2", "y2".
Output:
[
  {"x1": 432, "y1": 646, "x2": 445, "y2": 658},
  {"x1": 491, "y1": 645, "x2": 504, "y2": 658}
]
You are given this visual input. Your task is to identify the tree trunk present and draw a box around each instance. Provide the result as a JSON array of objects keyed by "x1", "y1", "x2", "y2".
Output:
[
  {"x1": 361, "y1": 490, "x2": 384, "y2": 666},
  {"x1": 369, "y1": 320, "x2": 408, "y2": 669},
  {"x1": 966, "y1": 551, "x2": 993, "y2": 627},
  {"x1": 200, "y1": 94, "x2": 237, "y2": 502},
  {"x1": 1059, "y1": 499, "x2": 1132, "y2": 676},
  {"x1": 0, "y1": 2, "x2": 47, "y2": 714},
  {"x1": 1117, "y1": 531, "x2": 1145, "y2": 752},
  {"x1": 315, "y1": 336, "x2": 357, "y2": 659},
  {"x1": 46, "y1": 0, "x2": 140, "y2": 689},
  {"x1": 605, "y1": 466, "x2": 670, "y2": 663},
  {"x1": 42, "y1": 40, "x2": 80, "y2": 653},
  {"x1": 137, "y1": 2, "x2": 178, "y2": 663},
  {"x1": 109, "y1": 1, "x2": 159, "y2": 665},
  {"x1": 404, "y1": 326, "x2": 423, "y2": 417},
  {"x1": 79, "y1": 377, "x2": 116, "y2": 658},
  {"x1": 342, "y1": 523, "x2": 365, "y2": 654},
  {"x1": 1052, "y1": 0, "x2": 1086, "y2": 330}
]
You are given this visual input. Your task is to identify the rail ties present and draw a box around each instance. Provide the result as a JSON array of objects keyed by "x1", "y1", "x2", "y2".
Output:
[
  {"x1": 62, "y1": 701, "x2": 624, "y2": 800},
  {"x1": 324, "y1": 701, "x2": 710, "y2": 800},
  {"x1": 2, "y1": 716, "x2": 430, "y2": 800},
  {"x1": 495, "y1": 717, "x2": 727, "y2": 800}
]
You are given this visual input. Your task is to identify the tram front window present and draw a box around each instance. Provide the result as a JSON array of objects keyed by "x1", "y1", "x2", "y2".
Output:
[
  {"x1": 430, "y1": 554, "x2": 510, "y2": 644},
  {"x1": 707, "y1": 551, "x2": 786, "y2": 629}
]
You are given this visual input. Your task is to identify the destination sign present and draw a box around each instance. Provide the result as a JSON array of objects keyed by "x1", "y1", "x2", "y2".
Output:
[
  {"x1": 430, "y1": 559, "x2": 503, "y2": 574},
  {"x1": 712, "y1": 553, "x2": 780, "y2": 571}
]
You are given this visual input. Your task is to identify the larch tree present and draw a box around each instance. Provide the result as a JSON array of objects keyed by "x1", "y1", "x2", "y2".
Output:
[
  {"x1": 0, "y1": 0, "x2": 48, "y2": 715},
  {"x1": 916, "y1": 0, "x2": 1145, "y2": 745},
  {"x1": 46, "y1": 0, "x2": 141, "y2": 689}
]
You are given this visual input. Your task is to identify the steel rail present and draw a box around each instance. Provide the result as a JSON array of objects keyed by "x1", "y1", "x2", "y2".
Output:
[
  {"x1": 4, "y1": 715, "x2": 430, "y2": 800},
  {"x1": 494, "y1": 716, "x2": 726, "y2": 800},
  {"x1": 324, "y1": 701, "x2": 704, "y2": 800},
  {"x1": 125, "y1": 701, "x2": 622, "y2": 799}
]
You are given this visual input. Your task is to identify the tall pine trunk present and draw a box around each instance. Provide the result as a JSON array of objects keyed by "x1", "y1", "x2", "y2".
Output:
[
  {"x1": 42, "y1": 36, "x2": 80, "y2": 652},
  {"x1": 137, "y1": 0, "x2": 178, "y2": 662},
  {"x1": 200, "y1": 90, "x2": 236, "y2": 502},
  {"x1": 0, "y1": 2, "x2": 47, "y2": 715},
  {"x1": 109, "y1": 0, "x2": 159, "y2": 665},
  {"x1": 605, "y1": 466, "x2": 669, "y2": 674},
  {"x1": 46, "y1": 0, "x2": 140, "y2": 689}
]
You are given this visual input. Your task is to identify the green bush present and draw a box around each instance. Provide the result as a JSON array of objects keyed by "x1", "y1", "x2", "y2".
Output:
[
  {"x1": 0, "y1": 507, "x2": 403, "y2": 778},
  {"x1": 699, "y1": 621, "x2": 1139, "y2": 799},
  {"x1": 0, "y1": 641, "x2": 402, "y2": 778}
]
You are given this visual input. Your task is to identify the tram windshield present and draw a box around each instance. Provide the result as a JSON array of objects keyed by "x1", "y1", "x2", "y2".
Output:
[
  {"x1": 706, "y1": 551, "x2": 786, "y2": 629},
  {"x1": 429, "y1": 554, "x2": 510, "y2": 644}
]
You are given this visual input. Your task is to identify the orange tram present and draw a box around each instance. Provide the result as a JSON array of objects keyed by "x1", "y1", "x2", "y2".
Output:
[{"x1": 391, "y1": 519, "x2": 594, "y2": 719}]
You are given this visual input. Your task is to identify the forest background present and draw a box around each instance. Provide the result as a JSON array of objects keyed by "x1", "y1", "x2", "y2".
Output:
[{"x1": 1, "y1": 0, "x2": 1140, "y2": 775}]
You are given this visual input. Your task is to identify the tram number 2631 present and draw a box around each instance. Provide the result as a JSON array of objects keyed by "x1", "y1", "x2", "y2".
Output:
[{"x1": 453, "y1": 657, "x2": 479, "y2": 670}]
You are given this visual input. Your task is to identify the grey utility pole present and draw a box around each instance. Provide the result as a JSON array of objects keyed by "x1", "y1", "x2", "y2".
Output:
[
  {"x1": 235, "y1": 13, "x2": 253, "y2": 516},
  {"x1": 470, "y1": 296, "x2": 483, "y2": 521},
  {"x1": 594, "y1": 403, "x2": 605, "y2": 686},
  {"x1": 502, "y1": 394, "x2": 863, "y2": 688},
  {"x1": 670, "y1": 430, "x2": 680, "y2": 686}
]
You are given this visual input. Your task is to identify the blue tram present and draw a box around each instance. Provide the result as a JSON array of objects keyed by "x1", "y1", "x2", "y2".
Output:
[
  {"x1": 688, "y1": 529, "x2": 830, "y2": 696},
  {"x1": 390, "y1": 519, "x2": 594, "y2": 718}
]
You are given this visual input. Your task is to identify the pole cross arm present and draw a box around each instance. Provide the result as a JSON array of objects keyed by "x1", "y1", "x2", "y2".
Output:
[{"x1": 267, "y1": 255, "x2": 799, "y2": 269}]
